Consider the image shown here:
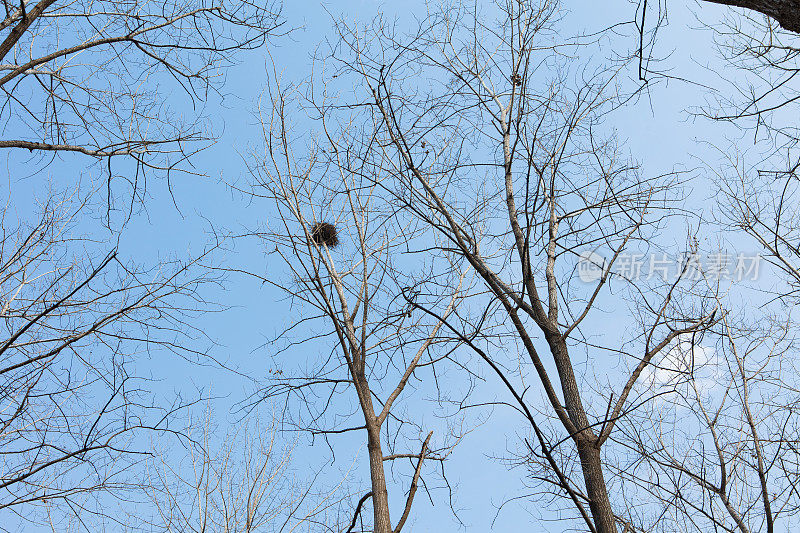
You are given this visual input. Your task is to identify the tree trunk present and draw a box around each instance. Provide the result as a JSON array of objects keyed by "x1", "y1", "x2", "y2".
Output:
[
  {"x1": 366, "y1": 423, "x2": 392, "y2": 533},
  {"x1": 576, "y1": 438, "x2": 618, "y2": 533},
  {"x1": 702, "y1": 0, "x2": 800, "y2": 32},
  {"x1": 548, "y1": 335, "x2": 617, "y2": 533}
]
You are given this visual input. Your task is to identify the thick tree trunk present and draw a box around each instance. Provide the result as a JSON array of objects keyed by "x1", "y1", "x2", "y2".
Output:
[
  {"x1": 548, "y1": 335, "x2": 618, "y2": 533},
  {"x1": 576, "y1": 439, "x2": 618, "y2": 533},
  {"x1": 702, "y1": 0, "x2": 800, "y2": 32},
  {"x1": 366, "y1": 423, "x2": 392, "y2": 533},
  {"x1": 354, "y1": 369, "x2": 392, "y2": 533}
]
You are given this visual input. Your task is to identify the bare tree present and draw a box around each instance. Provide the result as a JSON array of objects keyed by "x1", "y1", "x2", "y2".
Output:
[
  {"x1": 0, "y1": 1, "x2": 288, "y2": 527},
  {"x1": 605, "y1": 282, "x2": 800, "y2": 533},
  {"x1": 616, "y1": 0, "x2": 800, "y2": 531},
  {"x1": 0, "y1": 184, "x2": 218, "y2": 529},
  {"x1": 692, "y1": 5, "x2": 800, "y2": 302},
  {"x1": 636, "y1": 0, "x2": 800, "y2": 149},
  {"x1": 265, "y1": 2, "x2": 724, "y2": 532},
  {"x1": 0, "y1": 0, "x2": 283, "y2": 206},
  {"x1": 134, "y1": 403, "x2": 346, "y2": 533},
  {"x1": 238, "y1": 73, "x2": 471, "y2": 533},
  {"x1": 663, "y1": 66, "x2": 800, "y2": 530}
]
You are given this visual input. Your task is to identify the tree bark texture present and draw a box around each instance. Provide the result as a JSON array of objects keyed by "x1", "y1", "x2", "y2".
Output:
[{"x1": 703, "y1": 0, "x2": 800, "y2": 32}]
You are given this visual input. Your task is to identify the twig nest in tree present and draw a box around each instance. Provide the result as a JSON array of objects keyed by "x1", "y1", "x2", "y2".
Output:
[{"x1": 310, "y1": 222, "x2": 339, "y2": 247}]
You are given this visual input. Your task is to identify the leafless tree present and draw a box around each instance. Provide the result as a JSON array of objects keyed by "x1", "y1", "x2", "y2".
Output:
[
  {"x1": 688, "y1": 5, "x2": 800, "y2": 304},
  {"x1": 0, "y1": 0, "x2": 283, "y2": 207},
  {"x1": 615, "y1": 1, "x2": 800, "y2": 531},
  {"x1": 133, "y1": 403, "x2": 348, "y2": 533},
  {"x1": 0, "y1": 1, "x2": 289, "y2": 527},
  {"x1": 266, "y1": 2, "x2": 725, "y2": 532},
  {"x1": 0, "y1": 184, "x2": 219, "y2": 530},
  {"x1": 237, "y1": 72, "x2": 472, "y2": 533},
  {"x1": 709, "y1": 150, "x2": 800, "y2": 301},
  {"x1": 605, "y1": 280, "x2": 800, "y2": 533},
  {"x1": 635, "y1": 0, "x2": 800, "y2": 157},
  {"x1": 662, "y1": 84, "x2": 800, "y2": 532}
]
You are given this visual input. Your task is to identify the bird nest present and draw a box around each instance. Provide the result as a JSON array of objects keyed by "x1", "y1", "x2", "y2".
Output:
[{"x1": 310, "y1": 222, "x2": 339, "y2": 247}]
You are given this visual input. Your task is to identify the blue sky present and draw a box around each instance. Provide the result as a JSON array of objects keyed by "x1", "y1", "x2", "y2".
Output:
[
  {"x1": 7, "y1": 0, "x2": 788, "y2": 531},
  {"x1": 148, "y1": 2, "x2": 735, "y2": 529}
]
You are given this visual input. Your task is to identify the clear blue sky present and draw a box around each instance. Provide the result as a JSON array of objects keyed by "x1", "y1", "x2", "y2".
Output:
[
  {"x1": 7, "y1": 0, "x2": 778, "y2": 531},
  {"x1": 140, "y1": 1, "x2": 744, "y2": 530}
]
